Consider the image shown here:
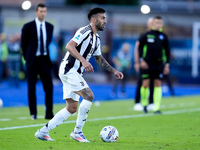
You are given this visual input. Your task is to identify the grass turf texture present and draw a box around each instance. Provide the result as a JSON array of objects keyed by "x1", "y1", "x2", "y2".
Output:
[{"x1": 0, "y1": 95, "x2": 200, "y2": 150}]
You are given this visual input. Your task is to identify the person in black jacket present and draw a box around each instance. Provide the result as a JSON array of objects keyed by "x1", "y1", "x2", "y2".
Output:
[
  {"x1": 21, "y1": 3, "x2": 54, "y2": 120},
  {"x1": 139, "y1": 16, "x2": 170, "y2": 114}
]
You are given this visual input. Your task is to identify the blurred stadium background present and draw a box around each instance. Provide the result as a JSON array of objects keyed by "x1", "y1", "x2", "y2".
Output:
[{"x1": 0, "y1": 0, "x2": 200, "y2": 107}]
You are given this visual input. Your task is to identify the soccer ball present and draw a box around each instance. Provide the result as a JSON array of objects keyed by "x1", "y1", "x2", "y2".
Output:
[
  {"x1": 0, "y1": 98, "x2": 3, "y2": 109},
  {"x1": 100, "y1": 125, "x2": 119, "y2": 142}
]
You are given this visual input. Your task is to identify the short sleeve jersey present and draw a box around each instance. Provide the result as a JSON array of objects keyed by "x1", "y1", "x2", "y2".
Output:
[
  {"x1": 138, "y1": 30, "x2": 170, "y2": 64},
  {"x1": 62, "y1": 25, "x2": 101, "y2": 74}
]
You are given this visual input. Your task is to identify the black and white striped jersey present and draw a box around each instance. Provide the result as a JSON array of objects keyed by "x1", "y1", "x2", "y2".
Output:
[{"x1": 60, "y1": 25, "x2": 102, "y2": 75}]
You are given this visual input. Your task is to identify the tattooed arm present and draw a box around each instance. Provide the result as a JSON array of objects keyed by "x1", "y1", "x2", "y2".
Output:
[
  {"x1": 94, "y1": 55, "x2": 124, "y2": 80},
  {"x1": 94, "y1": 55, "x2": 115, "y2": 72}
]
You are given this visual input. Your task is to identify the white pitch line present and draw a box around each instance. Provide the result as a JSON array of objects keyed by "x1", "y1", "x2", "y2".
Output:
[
  {"x1": 0, "y1": 118, "x2": 11, "y2": 121},
  {"x1": 18, "y1": 116, "x2": 44, "y2": 120},
  {"x1": 0, "y1": 107, "x2": 200, "y2": 131},
  {"x1": 1, "y1": 103, "x2": 194, "y2": 122}
]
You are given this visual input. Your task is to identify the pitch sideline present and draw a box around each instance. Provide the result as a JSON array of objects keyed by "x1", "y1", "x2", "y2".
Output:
[{"x1": 0, "y1": 107, "x2": 200, "y2": 131}]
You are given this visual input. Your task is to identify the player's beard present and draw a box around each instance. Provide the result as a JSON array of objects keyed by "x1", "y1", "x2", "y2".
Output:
[{"x1": 95, "y1": 22, "x2": 105, "y2": 31}]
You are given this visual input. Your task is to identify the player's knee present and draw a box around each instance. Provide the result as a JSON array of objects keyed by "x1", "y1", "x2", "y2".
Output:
[
  {"x1": 142, "y1": 84, "x2": 149, "y2": 88},
  {"x1": 66, "y1": 104, "x2": 78, "y2": 114},
  {"x1": 142, "y1": 85, "x2": 146, "y2": 88},
  {"x1": 67, "y1": 106, "x2": 77, "y2": 114},
  {"x1": 82, "y1": 89, "x2": 94, "y2": 101},
  {"x1": 86, "y1": 92, "x2": 94, "y2": 102},
  {"x1": 154, "y1": 80, "x2": 161, "y2": 87}
]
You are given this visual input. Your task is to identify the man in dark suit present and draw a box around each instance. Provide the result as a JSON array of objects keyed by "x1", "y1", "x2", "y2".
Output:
[{"x1": 21, "y1": 3, "x2": 54, "y2": 120}]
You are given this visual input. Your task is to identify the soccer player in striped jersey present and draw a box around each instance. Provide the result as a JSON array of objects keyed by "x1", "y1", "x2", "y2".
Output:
[{"x1": 35, "y1": 7, "x2": 124, "y2": 143}]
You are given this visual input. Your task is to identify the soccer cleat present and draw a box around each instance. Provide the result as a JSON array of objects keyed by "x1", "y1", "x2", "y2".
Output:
[
  {"x1": 133, "y1": 103, "x2": 143, "y2": 111},
  {"x1": 70, "y1": 131, "x2": 90, "y2": 143},
  {"x1": 147, "y1": 103, "x2": 155, "y2": 111},
  {"x1": 35, "y1": 130, "x2": 55, "y2": 141},
  {"x1": 31, "y1": 114, "x2": 37, "y2": 120},
  {"x1": 143, "y1": 106, "x2": 148, "y2": 114},
  {"x1": 154, "y1": 110, "x2": 162, "y2": 114}
]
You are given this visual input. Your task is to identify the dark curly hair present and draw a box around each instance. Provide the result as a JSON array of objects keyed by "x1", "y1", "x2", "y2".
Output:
[{"x1": 88, "y1": 7, "x2": 105, "y2": 21}]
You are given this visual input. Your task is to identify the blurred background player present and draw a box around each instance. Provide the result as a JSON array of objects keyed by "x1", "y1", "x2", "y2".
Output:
[
  {"x1": 133, "y1": 17, "x2": 155, "y2": 111},
  {"x1": 7, "y1": 33, "x2": 21, "y2": 88},
  {"x1": 162, "y1": 52, "x2": 175, "y2": 96},
  {"x1": 111, "y1": 42, "x2": 132, "y2": 97},
  {"x1": 139, "y1": 16, "x2": 170, "y2": 114},
  {"x1": 0, "y1": 33, "x2": 8, "y2": 83}
]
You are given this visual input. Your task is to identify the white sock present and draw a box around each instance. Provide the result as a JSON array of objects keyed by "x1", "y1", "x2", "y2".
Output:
[
  {"x1": 40, "y1": 107, "x2": 72, "y2": 132},
  {"x1": 74, "y1": 99, "x2": 92, "y2": 133}
]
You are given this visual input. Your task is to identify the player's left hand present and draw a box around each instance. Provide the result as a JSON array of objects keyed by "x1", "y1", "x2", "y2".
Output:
[{"x1": 114, "y1": 71, "x2": 124, "y2": 80}]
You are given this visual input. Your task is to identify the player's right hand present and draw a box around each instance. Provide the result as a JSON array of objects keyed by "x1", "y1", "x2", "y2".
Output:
[
  {"x1": 114, "y1": 70, "x2": 124, "y2": 80},
  {"x1": 140, "y1": 60, "x2": 148, "y2": 69},
  {"x1": 82, "y1": 60, "x2": 94, "y2": 73}
]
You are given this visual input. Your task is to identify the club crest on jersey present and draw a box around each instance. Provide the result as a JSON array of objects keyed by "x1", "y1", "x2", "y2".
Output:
[
  {"x1": 75, "y1": 34, "x2": 81, "y2": 40},
  {"x1": 159, "y1": 73, "x2": 163, "y2": 78},
  {"x1": 159, "y1": 34, "x2": 164, "y2": 40}
]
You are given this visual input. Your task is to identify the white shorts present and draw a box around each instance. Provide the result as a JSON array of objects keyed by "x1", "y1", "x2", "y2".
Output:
[{"x1": 59, "y1": 68, "x2": 89, "y2": 101}]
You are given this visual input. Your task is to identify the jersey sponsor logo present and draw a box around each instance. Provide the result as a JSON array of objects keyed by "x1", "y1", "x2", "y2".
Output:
[
  {"x1": 159, "y1": 34, "x2": 164, "y2": 40},
  {"x1": 147, "y1": 34, "x2": 155, "y2": 39},
  {"x1": 147, "y1": 38, "x2": 154, "y2": 43}
]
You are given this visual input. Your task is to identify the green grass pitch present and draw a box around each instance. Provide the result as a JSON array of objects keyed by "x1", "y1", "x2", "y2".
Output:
[{"x1": 0, "y1": 95, "x2": 200, "y2": 150}]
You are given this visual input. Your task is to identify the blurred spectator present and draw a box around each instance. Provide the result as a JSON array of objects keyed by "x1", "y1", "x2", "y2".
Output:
[
  {"x1": 0, "y1": 33, "x2": 8, "y2": 83},
  {"x1": 162, "y1": 53, "x2": 175, "y2": 96},
  {"x1": 111, "y1": 42, "x2": 132, "y2": 97},
  {"x1": 101, "y1": 45, "x2": 112, "y2": 82},
  {"x1": 7, "y1": 33, "x2": 21, "y2": 87}
]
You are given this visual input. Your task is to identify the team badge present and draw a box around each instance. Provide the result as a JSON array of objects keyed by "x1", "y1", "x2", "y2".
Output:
[
  {"x1": 159, "y1": 73, "x2": 163, "y2": 78},
  {"x1": 159, "y1": 34, "x2": 164, "y2": 40},
  {"x1": 80, "y1": 82, "x2": 84, "y2": 86},
  {"x1": 75, "y1": 34, "x2": 81, "y2": 40}
]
